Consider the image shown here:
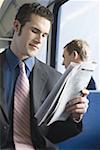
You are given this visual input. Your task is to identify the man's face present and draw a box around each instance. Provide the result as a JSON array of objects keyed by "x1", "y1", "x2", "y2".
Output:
[
  {"x1": 62, "y1": 48, "x2": 74, "y2": 68},
  {"x1": 13, "y1": 14, "x2": 51, "y2": 59}
]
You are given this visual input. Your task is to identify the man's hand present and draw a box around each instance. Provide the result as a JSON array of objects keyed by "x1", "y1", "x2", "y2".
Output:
[{"x1": 66, "y1": 89, "x2": 89, "y2": 122}]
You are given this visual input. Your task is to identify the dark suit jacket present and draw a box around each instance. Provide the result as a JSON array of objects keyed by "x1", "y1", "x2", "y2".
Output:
[{"x1": 0, "y1": 50, "x2": 82, "y2": 149}]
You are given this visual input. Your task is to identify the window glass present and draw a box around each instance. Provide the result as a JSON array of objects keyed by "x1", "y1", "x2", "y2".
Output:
[
  {"x1": 36, "y1": 38, "x2": 47, "y2": 63},
  {"x1": 56, "y1": 0, "x2": 100, "y2": 90}
]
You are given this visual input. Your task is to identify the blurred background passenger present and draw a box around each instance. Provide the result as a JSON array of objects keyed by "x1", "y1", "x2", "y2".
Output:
[{"x1": 62, "y1": 39, "x2": 96, "y2": 90}]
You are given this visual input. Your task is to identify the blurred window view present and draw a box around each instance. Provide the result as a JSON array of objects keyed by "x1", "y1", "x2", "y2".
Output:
[{"x1": 55, "y1": 0, "x2": 100, "y2": 90}]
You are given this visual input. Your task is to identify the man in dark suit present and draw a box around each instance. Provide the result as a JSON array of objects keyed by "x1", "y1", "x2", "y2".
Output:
[
  {"x1": 0, "y1": 3, "x2": 89, "y2": 150},
  {"x1": 62, "y1": 39, "x2": 96, "y2": 90}
]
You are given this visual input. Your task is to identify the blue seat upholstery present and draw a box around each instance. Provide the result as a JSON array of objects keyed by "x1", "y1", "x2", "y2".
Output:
[{"x1": 57, "y1": 91, "x2": 100, "y2": 149}]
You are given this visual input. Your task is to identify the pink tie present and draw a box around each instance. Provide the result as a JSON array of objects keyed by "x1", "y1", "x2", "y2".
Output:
[{"x1": 13, "y1": 61, "x2": 34, "y2": 150}]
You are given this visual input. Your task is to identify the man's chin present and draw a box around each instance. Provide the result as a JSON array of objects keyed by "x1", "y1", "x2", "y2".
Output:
[{"x1": 28, "y1": 51, "x2": 38, "y2": 57}]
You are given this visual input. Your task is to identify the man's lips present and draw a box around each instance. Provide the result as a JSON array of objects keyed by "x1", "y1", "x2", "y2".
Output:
[{"x1": 29, "y1": 43, "x2": 39, "y2": 49}]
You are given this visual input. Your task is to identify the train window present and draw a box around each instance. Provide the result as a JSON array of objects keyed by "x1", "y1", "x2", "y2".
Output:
[
  {"x1": 54, "y1": 0, "x2": 100, "y2": 90},
  {"x1": 36, "y1": 38, "x2": 47, "y2": 63}
]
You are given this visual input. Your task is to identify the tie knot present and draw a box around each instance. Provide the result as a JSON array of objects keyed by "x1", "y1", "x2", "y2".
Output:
[{"x1": 19, "y1": 61, "x2": 25, "y2": 73}]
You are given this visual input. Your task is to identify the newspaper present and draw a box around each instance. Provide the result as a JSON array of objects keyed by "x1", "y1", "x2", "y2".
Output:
[{"x1": 35, "y1": 61, "x2": 97, "y2": 126}]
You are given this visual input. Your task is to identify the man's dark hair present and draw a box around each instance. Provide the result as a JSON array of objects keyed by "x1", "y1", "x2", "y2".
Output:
[
  {"x1": 64, "y1": 39, "x2": 90, "y2": 61},
  {"x1": 15, "y1": 2, "x2": 54, "y2": 25},
  {"x1": 15, "y1": 2, "x2": 54, "y2": 35}
]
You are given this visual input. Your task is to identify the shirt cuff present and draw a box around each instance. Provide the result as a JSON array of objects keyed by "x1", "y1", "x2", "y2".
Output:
[{"x1": 72, "y1": 116, "x2": 83, "y2": 123}]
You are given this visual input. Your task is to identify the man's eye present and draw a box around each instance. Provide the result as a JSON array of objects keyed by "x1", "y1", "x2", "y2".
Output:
[
  {"x1": 32, "y1": 29, "x2": 37, "y2": 33},
  {"x1": 31, "y1": 28, "x2": 38, "y2": 33},
  {"x1": 42, "y1": 34, "x2": 48, "y2": 38}
]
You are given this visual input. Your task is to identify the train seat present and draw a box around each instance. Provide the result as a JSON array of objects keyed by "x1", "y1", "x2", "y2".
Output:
[{"x1": 57, "y1": 91, "x2": 100, "y2": 149}]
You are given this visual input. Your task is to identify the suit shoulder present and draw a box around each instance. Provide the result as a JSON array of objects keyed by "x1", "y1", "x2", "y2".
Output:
[
  {"x1": 0, "y1": 50, "x2": 6, "y2": 66},
  {"x1": 0, "y1": 50, "x2": 6, "y2": 59},
  {"x1": 35, "y1": 58, "x2": 61, "y2": 79}
]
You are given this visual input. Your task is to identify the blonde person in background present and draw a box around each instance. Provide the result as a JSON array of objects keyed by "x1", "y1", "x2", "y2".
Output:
[{"x1": 63, "y1": 39, "x2": 96, "y2": 90}]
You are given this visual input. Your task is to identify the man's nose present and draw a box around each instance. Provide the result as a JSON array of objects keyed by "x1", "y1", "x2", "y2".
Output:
[
  {"x1": 62, "y1": 61, "x2": 64, "y2": 65},
  {"x1": 35, "y1": 34, "x2": 43, "y2": 43}
]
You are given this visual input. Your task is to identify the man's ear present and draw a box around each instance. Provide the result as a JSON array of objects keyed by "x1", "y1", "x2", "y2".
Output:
[
  {"x1": 73, "y1": 51, "x2": 79, "y2": 60},
  {"x1": 13, "y1": 20, "x2": 21, "y2": 32}
]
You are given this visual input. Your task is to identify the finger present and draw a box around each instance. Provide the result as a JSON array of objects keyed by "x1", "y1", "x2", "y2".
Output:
[
  {"x1": 67, "y1": 107, "x2": 88, "y2": 114},
  {"x1": 66, "y1": 97, "x2": 89, "y2": 107},
  {"x1": 66, "y1": 102, "x2": 89, "y2": 114},
  {"x1": 81, "y1": 88, "x2": 89, "y2": 97}
]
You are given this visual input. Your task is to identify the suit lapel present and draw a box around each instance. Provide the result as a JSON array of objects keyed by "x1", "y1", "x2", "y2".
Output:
[
  {"x1": 0, "y1": 94, "x2": 9, "y2": 123},
  {"x1": 30, "y1": 59, "x2": 48, "y2": 113}
]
